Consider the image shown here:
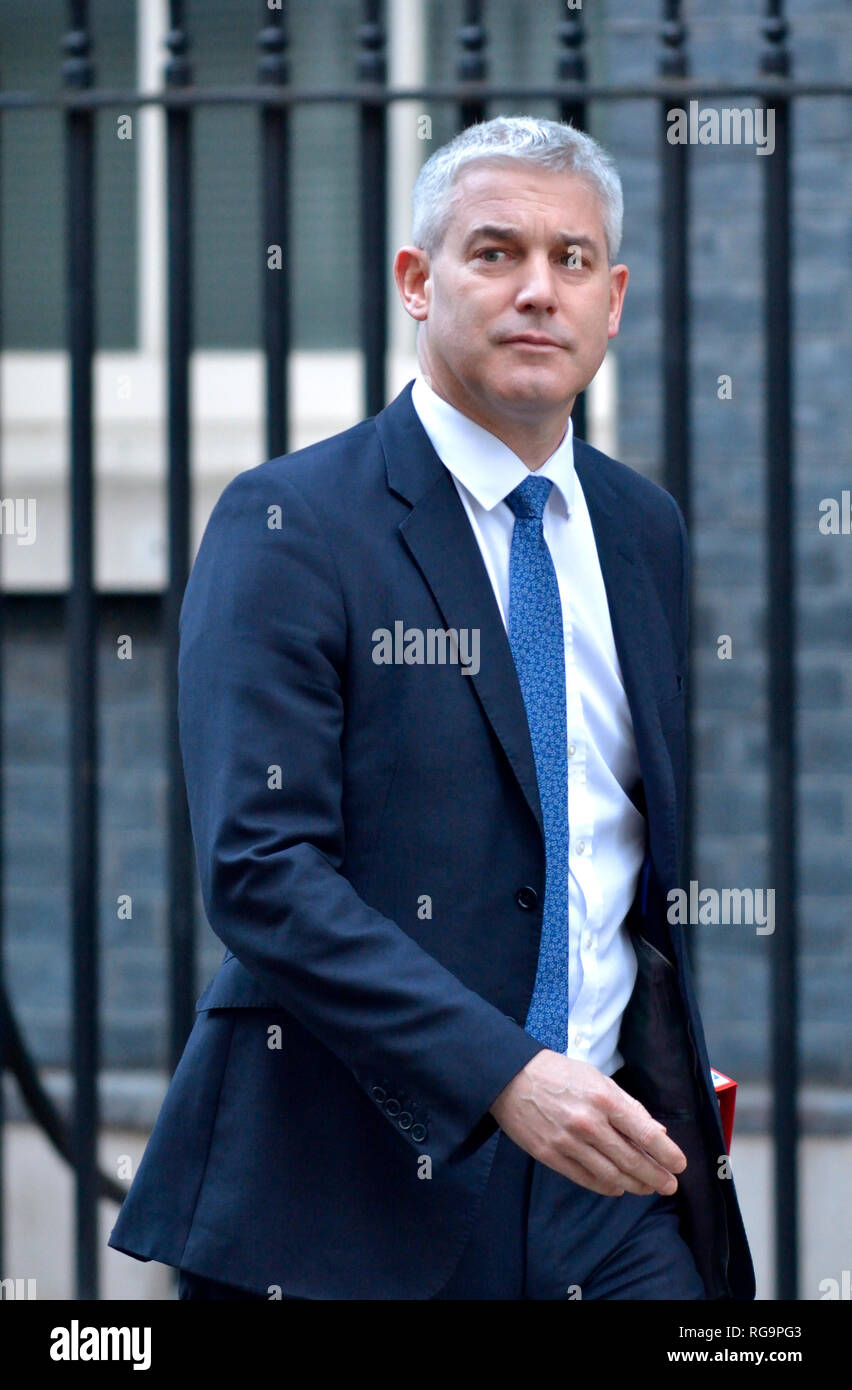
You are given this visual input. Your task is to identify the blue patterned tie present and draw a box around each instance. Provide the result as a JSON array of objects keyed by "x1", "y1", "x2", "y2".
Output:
[{"x1": 505, "y1": 475, "x2": 570, "y2": 1053}]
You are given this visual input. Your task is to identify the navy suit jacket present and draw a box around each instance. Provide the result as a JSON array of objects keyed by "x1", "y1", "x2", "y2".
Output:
[{"x1": 108, "y1": 379, "x2": 756, "y2": 1300}]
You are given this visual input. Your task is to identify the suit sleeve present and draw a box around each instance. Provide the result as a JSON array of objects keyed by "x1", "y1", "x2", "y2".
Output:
[{"x1": 178, "y1": 465, "x2": 545, "y2": 1169}]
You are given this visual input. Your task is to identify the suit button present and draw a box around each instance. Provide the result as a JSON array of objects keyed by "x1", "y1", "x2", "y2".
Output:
[
  {"x1": 410, "y1": 1124, "x2": 428, "y2": 1143},
  {"x1": 370, "y1": 1085, "x2": 386, "y2": 1104},
  {"x1": 516, "y1": 886, "x2": 538, "y2": 910},
  {"x1": 398, "y1": 1111, "x2": 413, "y2": 1130},
  {"x1": 385, "y1": 1098, "x2": 401, "y2": 1117}
]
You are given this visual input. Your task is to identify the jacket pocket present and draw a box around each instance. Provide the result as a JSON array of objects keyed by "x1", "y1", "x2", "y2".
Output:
[{"x1": 195, "y1": 953, "x2": 284, "y2": 1012}]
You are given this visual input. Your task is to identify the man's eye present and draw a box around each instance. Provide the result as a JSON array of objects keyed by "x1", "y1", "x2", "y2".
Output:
[{"x1": 477, "y1": 248, "x2": 506, "y2": 262}]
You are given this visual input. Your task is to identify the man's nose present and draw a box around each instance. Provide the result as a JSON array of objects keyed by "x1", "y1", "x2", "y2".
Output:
[{"x1": 514, "y1": 255, "x2": 560, "y2": 310}]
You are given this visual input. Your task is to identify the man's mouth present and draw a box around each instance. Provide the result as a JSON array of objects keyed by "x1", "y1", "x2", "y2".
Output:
[{"x1": 501, "y1": 334, "x2": 563, "y2": 349}]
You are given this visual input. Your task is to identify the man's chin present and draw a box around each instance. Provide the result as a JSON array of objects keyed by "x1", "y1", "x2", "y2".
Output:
[{"x1": 485, "y1": 375, "x2": 580, "y2": 415}]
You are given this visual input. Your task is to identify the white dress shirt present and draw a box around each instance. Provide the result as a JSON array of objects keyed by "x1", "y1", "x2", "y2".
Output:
[{"x1": 410, "y1": 372, "x2": 646, "y2": 1075}]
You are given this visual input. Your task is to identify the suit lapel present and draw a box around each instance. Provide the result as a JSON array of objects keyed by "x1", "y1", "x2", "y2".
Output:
[
  {"x1": 375, "y1": 382, "x2": 680, "y2": 886},
  {"x1": 375, "y1": 383, "x2": 543, "y2": 839}
]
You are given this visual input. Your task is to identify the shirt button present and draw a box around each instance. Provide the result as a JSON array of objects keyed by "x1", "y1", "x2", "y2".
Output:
[
  {"x1": 567, "y1": 743, "x2": 576, "y2": 757},
  {"x1": 576, "y1": 840, "x2": 585, "y2": 854},
  {"x1": 582, "y1": 932, "x2": 593, "y2": 950}
]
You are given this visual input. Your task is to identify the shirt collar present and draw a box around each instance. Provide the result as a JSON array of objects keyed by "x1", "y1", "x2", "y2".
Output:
[{"x1": 410, "y1": 372, "x2": 576, "y2": 517}]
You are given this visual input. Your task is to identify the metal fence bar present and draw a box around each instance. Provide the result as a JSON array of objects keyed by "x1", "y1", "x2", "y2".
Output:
[
  {"x1": 0, "y1": 55, "x2": 6, "y2": 1279},
  {"x1": 62, "y1": 0, "x2": 99, "y2": 1301},
  {"x1": 457, "y1": 0, "x2": 487, "y2": 129},
  {"x1": 358, "y1": 0, "x2": 388, "y2": 418},
  {"x1": 761, "y1": 0, "x2": 799, "y2": 1303},
  {"x1": 3, "y1": 77, "x2": 846, "y2": 113},
  {"x1": 659, "y1": 0, "x2": 691, "y2": 525},
  {"x1": 164, "y1": 2, "x2": 196, "y2": 1076},
  {"x1": 659, "y1": 0, "x2": 696, "y2": 971},
  {"x1": 258, "y1": 0, "x2": 291, "y2": 460},
  {"x1": 557, "y1": 0, "x2": 587, "y2": 442}
]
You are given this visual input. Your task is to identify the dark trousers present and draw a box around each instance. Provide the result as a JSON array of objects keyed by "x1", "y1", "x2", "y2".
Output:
[
  {"x1": 178, "y1": 1119, "x2": 706, "y2": 1301},
  {"x1": 430, "y1": 1126, "x2": 705, "y2": 1300}
]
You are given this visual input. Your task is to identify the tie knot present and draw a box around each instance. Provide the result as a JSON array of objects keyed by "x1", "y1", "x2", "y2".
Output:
[{"x1": 505, "y1": 474, "x2": 553, "y2": 522}]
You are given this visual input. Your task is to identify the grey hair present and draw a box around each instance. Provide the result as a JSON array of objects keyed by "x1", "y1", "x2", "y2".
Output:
[{"x1": 411, "y1": 115, "x2": 623, "y2": 265}]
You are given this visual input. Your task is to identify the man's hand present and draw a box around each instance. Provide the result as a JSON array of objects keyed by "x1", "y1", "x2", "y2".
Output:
[{"x1": 489, "y1": 1051, "x2": 687, "y2": 1197}]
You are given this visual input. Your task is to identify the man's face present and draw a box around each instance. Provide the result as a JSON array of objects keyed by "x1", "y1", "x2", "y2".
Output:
[{"x1": 398, "y1": 160, "x2": 628, "y2": 429}]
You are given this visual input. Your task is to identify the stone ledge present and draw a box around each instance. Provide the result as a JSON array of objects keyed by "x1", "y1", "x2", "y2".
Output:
[
  {"x1": 4, "y1": 1071, "x2": 852, "y2": 1136},
  {"x1": 3, "y1": 1069, "x2": 168, "y2": 1131}
]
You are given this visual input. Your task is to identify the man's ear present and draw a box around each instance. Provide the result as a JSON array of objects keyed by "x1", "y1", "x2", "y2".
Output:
[
  {"x1": 393, "y1": 245, "x2": 431, "y2": 323},
  {"x1": 607, "y1": 263, "x2": 629, "y2": 339}
]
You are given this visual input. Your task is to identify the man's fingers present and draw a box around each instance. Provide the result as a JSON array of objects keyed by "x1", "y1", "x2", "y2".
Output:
[
  {"x1": 560, "y1": 1124, "x2": 681, "y2": 1195},
  {"x1": 546, "y1": 1149, "x2": 658, "y2": 1197},
  {"x1": 493, "y1": 1056, "x2": 689, "y2": 1198},
  {"x1": 536, "y1": 1100, "x2": 680, "y2": 1195},
  {"x1": 597, "y1": 1130, "x2": 682, "y2": 1194},
  {"x1": 550, "y1": 1089, "x2": 686, "y2": 1194},
  {"x1": 606, "y1": 1090, "x2": 688, "y2": 1172}
]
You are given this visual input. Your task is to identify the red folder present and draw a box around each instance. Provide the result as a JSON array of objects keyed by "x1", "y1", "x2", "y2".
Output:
[{"x1": 710, "y1": 1068, "x2": 737, "y2": 1152}]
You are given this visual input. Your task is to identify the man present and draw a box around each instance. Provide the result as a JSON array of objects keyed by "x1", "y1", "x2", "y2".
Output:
[{"x1": 108, "y1": 115, "x2": 756, "y2": 1300}]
